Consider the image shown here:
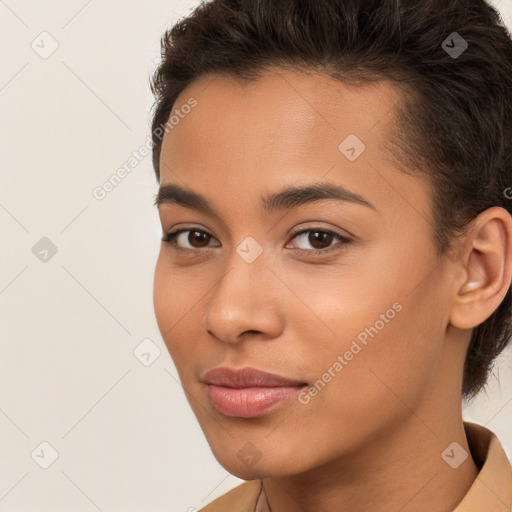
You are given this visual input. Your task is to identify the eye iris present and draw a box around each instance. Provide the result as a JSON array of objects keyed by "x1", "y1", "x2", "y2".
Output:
[
  {"x1": 189, "y1": 230, "x2": 210, "y2": 247},
  {"x1": 309, "y1": 231, "x2": 332, "y2": 249}
]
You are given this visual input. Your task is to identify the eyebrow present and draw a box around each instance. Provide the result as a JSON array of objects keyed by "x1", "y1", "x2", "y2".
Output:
[{"x1": 154, "y1": 182, "x2": 378, "y2": 215}]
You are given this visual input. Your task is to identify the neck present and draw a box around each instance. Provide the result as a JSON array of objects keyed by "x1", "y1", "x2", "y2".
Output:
[{"x1": 261, "y1": 411, "x2": 479, "y2": 512}]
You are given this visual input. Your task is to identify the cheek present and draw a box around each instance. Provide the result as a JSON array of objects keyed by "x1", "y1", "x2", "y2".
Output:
[
  {"x1": 153, "y1": 257, "x2": 189, "y2": 359},
  {"x1": 153, "y1": 258, "x2": 170, "y2": 332},
  {"x1": 327, "y1": 291, "x2": 445, "y2": 421},
  {"x1": 153, "y1": 255, "x2": 196, "y2": 334},
  {"x1": 292, "y1": 306, "x2": 438, "y2": 452},
  {"x1": 153, "y1": 256, "x2": 209, "y2": 376},
  {"x1": 288, "y1": 256, "x2": 444, "y2": 414}
]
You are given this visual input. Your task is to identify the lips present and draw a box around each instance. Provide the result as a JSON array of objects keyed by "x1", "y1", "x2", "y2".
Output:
[
  {"x1": 202, "y1": 366, "x2": 308, "y2": 418},
  {"x1": 202, "y1": 366, "x2": 307, "y2": 388}
]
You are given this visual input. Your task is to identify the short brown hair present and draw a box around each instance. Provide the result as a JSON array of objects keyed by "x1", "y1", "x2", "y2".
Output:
[{"x1": 149, "y1": 0, "x2": 512, "y2": 400}]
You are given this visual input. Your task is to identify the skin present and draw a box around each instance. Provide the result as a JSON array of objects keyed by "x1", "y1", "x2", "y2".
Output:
[{"x1": 153, "y1": 67, "x2": 512, "y2": 512}]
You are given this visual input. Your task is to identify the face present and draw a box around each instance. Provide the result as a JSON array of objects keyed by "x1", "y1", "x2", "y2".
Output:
[{"x1": 153, "y1": 68, "x2": 458, "y2": 479}]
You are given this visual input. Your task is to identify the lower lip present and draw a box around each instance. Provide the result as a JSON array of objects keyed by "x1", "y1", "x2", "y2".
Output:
[{"x1": 207, "y1": 384, "x2": 307, "y2": 418}]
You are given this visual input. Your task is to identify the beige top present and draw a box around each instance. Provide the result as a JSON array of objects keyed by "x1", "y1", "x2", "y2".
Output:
[{"x1": 200, "y1": 422, "x2": 512, "y2": 511}]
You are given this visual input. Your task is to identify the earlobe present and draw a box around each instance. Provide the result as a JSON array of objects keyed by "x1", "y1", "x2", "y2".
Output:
[{"x1": 449, "y1": 207, "x2": 512, "y2": 330}]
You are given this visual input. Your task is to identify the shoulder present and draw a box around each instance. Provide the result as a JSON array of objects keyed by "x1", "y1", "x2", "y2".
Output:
[
  {"x1": 200, "y1": 480, "x2": 263, "y2": 512},
  {"x1": 456, "y1": 421, "x2": 512, "y2": 511}
]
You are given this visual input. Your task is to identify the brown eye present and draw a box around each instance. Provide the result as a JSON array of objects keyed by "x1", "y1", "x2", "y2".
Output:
[
  {"x1": 306, "y1": 231, "x2": 333, "y2": 249},
  {"x1": 187, "y1": 230, "x2": 211, "y2": 247},
  {"x1": 161, "y1": 226, "x2": 351, "y2": 256},
  {"x1": 161, "y1": 228, "x2": 220, "y2": 250},
  {"x1": 289, "y1": 228, "x2": 352, "y2": 254}
]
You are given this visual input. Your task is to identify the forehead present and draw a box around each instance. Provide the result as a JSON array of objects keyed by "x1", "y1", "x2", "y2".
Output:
[
  {"x1": 164, "y1": 68, "x2": 401, "y2": 162},
  {"x1": 159, "y1": 68, "x2": 430, "y2": 223}
]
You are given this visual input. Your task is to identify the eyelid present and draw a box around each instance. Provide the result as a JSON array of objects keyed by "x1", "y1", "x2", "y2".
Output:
[{"x1": 289, "y1": 226, "x2": 351, "y2": 240}]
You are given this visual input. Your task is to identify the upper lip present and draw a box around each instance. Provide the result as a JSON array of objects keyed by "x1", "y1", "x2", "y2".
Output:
[{"x1": 202, "y1": 367, "x2": 307, "y2": 389}]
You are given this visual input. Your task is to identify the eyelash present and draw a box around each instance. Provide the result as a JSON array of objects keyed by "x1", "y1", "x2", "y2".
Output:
[{"x1": 160, "y1": 227, "x2": 352, "y2": 256}]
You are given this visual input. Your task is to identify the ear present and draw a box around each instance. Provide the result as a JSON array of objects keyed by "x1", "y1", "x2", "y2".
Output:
[{"x1": 449, "y1": 207, "x2": 512, "y2": 330}]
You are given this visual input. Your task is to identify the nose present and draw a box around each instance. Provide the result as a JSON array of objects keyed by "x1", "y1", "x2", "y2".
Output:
[{"x1": 201, "y1": 256, "x2": 284, "y2": 345}]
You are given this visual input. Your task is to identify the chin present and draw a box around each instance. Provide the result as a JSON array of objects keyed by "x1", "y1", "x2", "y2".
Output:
[{"x1": 207, "y1": 439, "x2": 313, "y2": 480}]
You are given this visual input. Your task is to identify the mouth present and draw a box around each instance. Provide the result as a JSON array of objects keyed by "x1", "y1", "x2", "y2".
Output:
[
  {"x1": 202, "y1": 366, "x2": 308, "y2": 418},
  {"x1": 206, "y1": 384, "x2": 308, "y2": 417}
]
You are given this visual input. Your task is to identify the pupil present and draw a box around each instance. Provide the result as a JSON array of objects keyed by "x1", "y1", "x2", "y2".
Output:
[
  {"x1": 191, "y1": 231, "x2": 209, "y2": 247},
  {"x1": 309, "y1": 231, "x2": 331, "y2": 249}
]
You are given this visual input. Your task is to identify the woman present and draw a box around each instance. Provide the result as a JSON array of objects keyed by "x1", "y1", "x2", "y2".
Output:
[{"x1": 149, "y1": 0, "x2": 512, "y2": 510}]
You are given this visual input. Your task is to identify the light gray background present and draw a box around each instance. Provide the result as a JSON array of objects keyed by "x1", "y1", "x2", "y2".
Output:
[{"x1": 0, "y1": 1, "x2": 511, "y2": 510}]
